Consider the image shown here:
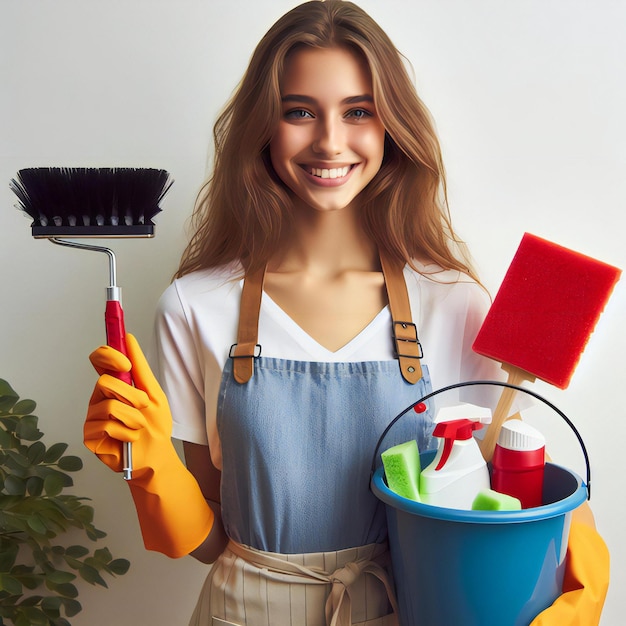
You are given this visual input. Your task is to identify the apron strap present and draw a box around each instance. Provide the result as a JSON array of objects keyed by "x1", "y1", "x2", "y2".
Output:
[
  {"x1": 227, "y1": 540, "x2": 399, "y2": 626},
  {"x1": 231, "y1": 264, "x2": 265, "y2": 384},
  {"x1": 325, "y1": 559, "x2": 399, "y2": 626},
  {"x1": 379, "y1": 252, "x2": 423, "y2": 384},
  {"x1": 232, "y1": 254, "x2": 423, "y2": 384}
]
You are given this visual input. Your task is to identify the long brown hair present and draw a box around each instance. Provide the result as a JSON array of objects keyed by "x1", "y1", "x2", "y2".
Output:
[{"x1": 176, "y1": 0, "x2": 479, "y2": 282}]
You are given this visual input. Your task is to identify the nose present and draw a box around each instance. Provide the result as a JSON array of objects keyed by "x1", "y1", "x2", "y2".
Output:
[{"x1": 312, "y1": 116, "x2": 344, "y2": 156}]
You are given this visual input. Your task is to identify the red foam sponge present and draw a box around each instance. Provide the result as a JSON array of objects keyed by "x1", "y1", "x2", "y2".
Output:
[{"x1": 473, "y1": 233, "x2": 621, "y2": 389}]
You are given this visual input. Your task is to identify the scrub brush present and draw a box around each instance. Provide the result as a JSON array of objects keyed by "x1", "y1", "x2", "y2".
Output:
[
  {"x1": 10, "y1": 167, "x2": 173, "y2": 480},
  {"x1": 473, "y1": 233, "x2": 621, "y2": 461}
]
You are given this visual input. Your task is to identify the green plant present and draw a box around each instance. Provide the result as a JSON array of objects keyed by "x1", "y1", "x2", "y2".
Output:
[{"x1": 0, "y1": 378, "x2": 130, "y2": 626}]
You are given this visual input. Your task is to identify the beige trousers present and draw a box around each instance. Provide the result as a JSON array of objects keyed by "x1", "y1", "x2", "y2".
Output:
[{"x1": 189, "y1": 541, "x2": 399, "y2": 626}]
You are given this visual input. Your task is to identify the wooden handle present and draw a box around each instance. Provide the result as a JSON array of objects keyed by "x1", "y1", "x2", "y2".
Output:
[{"x1": 479, "y1": 363, "x2": 535, "y2": 462}]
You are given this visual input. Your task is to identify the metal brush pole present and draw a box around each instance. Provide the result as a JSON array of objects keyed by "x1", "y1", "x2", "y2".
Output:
[{"x1": 50, "y1": 238, "x2": 133, "y2": 480}]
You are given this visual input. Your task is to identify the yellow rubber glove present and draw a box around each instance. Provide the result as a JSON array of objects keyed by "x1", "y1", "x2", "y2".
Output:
[
  {"x1": 530, "y1": 521, "x2": 609, "y2": 625},
  {"x1": 85, "y1": 334, "x2": 214, "y2": 558}
]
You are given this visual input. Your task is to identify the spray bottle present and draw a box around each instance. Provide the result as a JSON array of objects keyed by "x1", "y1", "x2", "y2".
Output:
[
  {"x1": 491, "y1": 420, "x2": 545, "y2": 508},
  {"x1": 420, "y1": 405, "x2": 491, "y2": 510}
]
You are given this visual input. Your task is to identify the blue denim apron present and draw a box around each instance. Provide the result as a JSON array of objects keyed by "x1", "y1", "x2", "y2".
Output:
[
  {"x1": 219, "y1": 255, "x2": 434, "y2": 554},
  {"x1": 191, "y1": 255, "x2": 435, "y2": 625}
]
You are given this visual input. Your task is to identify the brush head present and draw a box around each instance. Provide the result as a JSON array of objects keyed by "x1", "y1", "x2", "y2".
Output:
[
  {"x1": 10, "y1": 167, "x2": 173, "y2": 237},
  {"x1": 473, "y1": 233, "x2": 621, "y2": 389}
]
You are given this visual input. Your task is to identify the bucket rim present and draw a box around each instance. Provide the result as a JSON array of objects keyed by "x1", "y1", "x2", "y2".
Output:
[{"x1": 371, "y1": 461, "x2": 587, "y2": 524}]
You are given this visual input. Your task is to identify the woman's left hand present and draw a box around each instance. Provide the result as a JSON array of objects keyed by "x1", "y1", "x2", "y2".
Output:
[{"x1": 530, "y1": 521, "x2": 609, "y2": 625}]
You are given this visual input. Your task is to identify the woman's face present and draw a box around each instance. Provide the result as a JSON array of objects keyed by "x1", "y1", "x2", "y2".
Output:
[{"x1": 270, "y1": 46, "x2": 386, "y2": 214}]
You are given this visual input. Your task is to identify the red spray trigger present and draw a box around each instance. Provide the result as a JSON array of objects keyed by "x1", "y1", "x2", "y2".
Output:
[{"x1": 433, "y1": 419, "x2": 483, "y2": 471}]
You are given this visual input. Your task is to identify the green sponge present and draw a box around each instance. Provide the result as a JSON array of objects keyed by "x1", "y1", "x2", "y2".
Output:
[
  {"x1": 472, "y1": 488, "x2": 522, "y2": 511},
  {"x1": 381, "y1": 440, "x2": 421, "y2": 501}
]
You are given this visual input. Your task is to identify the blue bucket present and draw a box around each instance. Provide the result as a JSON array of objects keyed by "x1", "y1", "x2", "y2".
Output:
[{"x1": 370, "y1": 381, "x2": 590, "y2": 626}]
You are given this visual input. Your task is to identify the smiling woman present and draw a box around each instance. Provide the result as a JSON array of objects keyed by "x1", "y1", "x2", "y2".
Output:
[{"x1": 84, "y1": 5, "x2": 501, "y2": 623}]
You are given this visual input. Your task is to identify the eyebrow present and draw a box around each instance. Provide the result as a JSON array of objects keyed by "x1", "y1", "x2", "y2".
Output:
[{"x1": 281, "y1": 94, "x2": 374, "y2": 105}]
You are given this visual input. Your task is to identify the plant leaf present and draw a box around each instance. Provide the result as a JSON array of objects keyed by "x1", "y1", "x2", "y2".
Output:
[
  {"x1": 0, "y1": 540, "x2": 18, "y2": 572},
  {"x1": 65, "y1": 545, "x2": 89, "y2": 559},
  {"x1": 57, "y1": 456, "x2": 83, "y2": 472},
  {"x1": 38, "y1": 467, "x2": 73, "y2": 489},
  {"x1": 4, "y1": 448, "x2": 31, "y2": 469},
  {"x1": 45, "y1": 570, "x2": 76, "y2": 585},
  {"x1": 107, "y1": 558, "x2": 131, "y2": 576},
  {"x1": 41, "y1": 595, "x2": 62, "y2": 618},
  {"x1": 45, "y1": 581, "x2": 78, "y2": 599},
  {"x1": 26, "y1": 475, "x2": 44, "y2": 496},
  {"x1": 26, "y1": 514, "x2": 48, "y2": 536},
  {"x1": 43, "y1": 472, "x2": 66, "y2": 497},
  {"x1": 93, "y1": 547, "x2": 112, "y2": 563},
  {"x1": 18, "y1": 594, "x2": 44, "y2": 606},
  {"x1": 0, "y1": 572, "x2": 22, "y2": 595},
  {"x1": 4, "y1": 474, "x2": 26, "y2": 496},
  {"x1": 15, "y1": 414, "x2": 42, "y2": 441},
  {"x1": 70, "y1": 503, "x2": 95, "y2": 525},
  {"x1": 13, "y1": 399, "x2": 37, "y2": 416},
  {"x1": 0, "y1": 378, "x2": 18, "y2": 395},
  {"x1": 15, "y1": 606, "x2": 49, "y2": 626},
  {"x1": 62, "y1": 556, "x2": 84, "y2": 571},
  {"x1": 79, "y1": 563, "x2": 108, "y2": 587},
  {"x1": 27, "y1": 441, "x2": 47, "y2": 466},
  {"x1": 61, "y1": 597, "x2": 82, "y2": 617},
  {"x1": 13, "y1": 571, "x2": 42, "y2": 590},
  {"x1": 0, "y1": 379, "x2": 19, "y2": 413},
  {"x1": 43, "y1": 442, "x2": 68, "y2": 464},
  {"x1": 0, "y1": 427, "x2": 13, "y2": 448},
  {"x1": 85, "y1": 526, "x2": 107, "y2": 541}
]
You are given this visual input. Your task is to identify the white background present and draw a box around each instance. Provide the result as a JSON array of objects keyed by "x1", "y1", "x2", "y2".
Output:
[{"x1": 1, "y1": 1, "x2": 624, "y2": 624}]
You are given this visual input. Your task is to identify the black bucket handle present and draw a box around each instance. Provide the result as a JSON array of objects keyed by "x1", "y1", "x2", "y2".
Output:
[{"x1": 370, "y1": 380, "x2": 591, "y2": 500}]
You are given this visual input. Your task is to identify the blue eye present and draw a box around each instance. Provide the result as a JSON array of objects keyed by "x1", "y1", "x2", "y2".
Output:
[
  {"x1": 346, "y1": 108, "x2": 372, "y2": 120},
  {"x1": 285, "y1": 109, "x2": 313, "y2": 120}
]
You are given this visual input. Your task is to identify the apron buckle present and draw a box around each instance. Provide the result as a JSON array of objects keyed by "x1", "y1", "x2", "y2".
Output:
[
  {"x1": 392, "y1": 321, "x2": 423, "y2": 383},
  {"x1": 392, "y1": 321, "x2": 423, "y2": 359},
  {"x1": 229, "y1": 343, "x2": 262, "y2": 359}
]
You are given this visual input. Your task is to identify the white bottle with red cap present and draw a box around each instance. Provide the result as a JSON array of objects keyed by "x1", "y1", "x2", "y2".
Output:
[{"x1": 420, "y1": 405, "x2": 491, "y2": 510}]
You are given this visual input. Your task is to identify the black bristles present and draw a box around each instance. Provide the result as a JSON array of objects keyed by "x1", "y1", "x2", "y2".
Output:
[{"x1": 9, "y1": 167, "x2": 173, "y2": 237}]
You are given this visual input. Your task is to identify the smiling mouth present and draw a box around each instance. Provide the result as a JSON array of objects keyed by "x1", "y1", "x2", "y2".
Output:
[{"x1": 302, "y1": 165, "x2": 354, "y2": 179}]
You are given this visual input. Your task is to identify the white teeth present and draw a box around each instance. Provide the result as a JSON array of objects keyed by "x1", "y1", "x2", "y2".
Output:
[{"x1": 310, "y1": 166, "x2": 350, "y2": 179}]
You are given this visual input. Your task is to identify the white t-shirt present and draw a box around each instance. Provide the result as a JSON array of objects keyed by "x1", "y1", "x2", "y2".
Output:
[{"x1": 154, "y1": 261, "x2": 501, "y2": 469}]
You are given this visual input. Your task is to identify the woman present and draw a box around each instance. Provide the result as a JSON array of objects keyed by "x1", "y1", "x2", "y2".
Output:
[{"x1": 85, "y1": 2, "x2": 608, "y2": 624}]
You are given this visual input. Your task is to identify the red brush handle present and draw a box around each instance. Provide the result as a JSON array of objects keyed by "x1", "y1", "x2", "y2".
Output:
[
  {"x1": 105, "y1": 300, "x2": 132, "y2": 385},
  {"x1": 105, "y1": 300, "x2": 133, "y2": 479}
]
